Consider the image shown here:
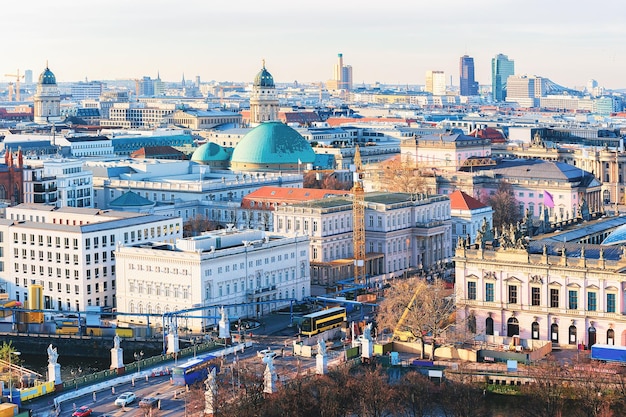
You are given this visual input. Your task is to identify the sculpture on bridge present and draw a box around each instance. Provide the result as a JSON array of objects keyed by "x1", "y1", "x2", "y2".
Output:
[
  {"x1": 47, "y1": 344, "x2": 59, "y2": 365},
  {"x1": 113, "y1": 334, "x2": 121, "y2": 349}
]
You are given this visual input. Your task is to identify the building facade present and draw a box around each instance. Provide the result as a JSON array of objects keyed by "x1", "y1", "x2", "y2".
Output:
[
  {"x1": 491, "y1": 54, "x2": 515, "y2": 102},
  {"x1": 2, "y1": 205, "x2": 182, "y2": 312},
  {"x1": 459, "y1": 55, "x2": 479, "y2": 97},
  {"x1": 273, "y1": 192, "x2": 452, "y2": 285},
  {"x1": 455, "y1": 239, "x2": 626, "y2": 348},
  {"x1": 114, "y1": 228, "x2": 310, "y2": 332},
  {"x1": 425, "y1": 71, "x2": 446, "y2": 96}
]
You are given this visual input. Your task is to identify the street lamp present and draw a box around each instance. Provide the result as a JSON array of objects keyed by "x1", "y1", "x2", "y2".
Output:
[
  {"x1": 70, "y1": 366, "x2": 82, "y2": 390},
  {"x1": 8, "y1": 351, "x2": 20, "y2": 402},
  {"x1": 134, "y1": 351, "x2": 144, "y2": 373}
]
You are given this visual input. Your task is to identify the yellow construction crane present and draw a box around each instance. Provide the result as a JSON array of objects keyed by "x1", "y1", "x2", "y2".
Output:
[
  {"x1": 4, "y1": 70, "x2": 24, "y2": 102},
  {"x1": 352, "y1": 145, "x2": 366, "y2": 285}
]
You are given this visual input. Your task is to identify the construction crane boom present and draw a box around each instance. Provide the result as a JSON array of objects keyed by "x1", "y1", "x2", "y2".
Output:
[
  {"x1": 4, "y1": 70, "x2": 24, "y2": 102},
  {"x1": 352, "y1": 145, "x2": 366, "y2": 284}
]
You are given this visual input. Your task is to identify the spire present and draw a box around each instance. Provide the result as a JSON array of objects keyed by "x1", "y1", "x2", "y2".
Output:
[{"x1": 262, "y1": 58, "x2": 265, "y2": 69}]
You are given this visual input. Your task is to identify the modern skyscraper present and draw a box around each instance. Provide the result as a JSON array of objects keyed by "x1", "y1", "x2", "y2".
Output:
[
  {"x1": 327, "y1": 53, "x2": 352, "y2": 91},
  {"x1": 459, "y1": 55, "x2": 478, "y2": 96},
  {"x1": 425, "y1": 70, "x2": 446, "y2": 96},
  {"x1": 491, "y1": 54, "x2": 515, "y2": 102}
]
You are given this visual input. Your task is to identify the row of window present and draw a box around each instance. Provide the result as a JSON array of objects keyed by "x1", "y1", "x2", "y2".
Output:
[
  {"x1": 467, "y1": 282, "x2": 617, "y2": 312},
  {"x1": 13, "y1": 233, "x2": 115, "y2": 249},
  {"x1": 14, "y1": 265, "x2": 115, "y2": 282},
  {"x1": 128, "y1": 282, "x2": 189, "y2": 299},
  {"x1": 13, "y1": 249, "x2": 112, "y2": 263}
]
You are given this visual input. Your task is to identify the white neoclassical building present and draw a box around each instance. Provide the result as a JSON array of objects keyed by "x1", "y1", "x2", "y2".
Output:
[
  {"x1": 114, "y1": 228, "x2": 310, "y2": 332},
  {"x1": 249, "y1": 61, "x2": 279, "y2": 125}
]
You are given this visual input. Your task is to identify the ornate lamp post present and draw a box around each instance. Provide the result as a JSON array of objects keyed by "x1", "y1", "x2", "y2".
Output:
[{"x1": 8, "y1": 351, "x2": 20, "y2": 402}]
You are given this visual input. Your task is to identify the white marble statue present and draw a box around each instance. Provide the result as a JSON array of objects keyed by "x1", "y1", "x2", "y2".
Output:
[
  {"x1": 47, "y1": 344, "x2": 59, "y2": 365},
  {"x1": 317, "y1": 338, "x2": 327, "y2": 357},
  {"x1": 113, "y1": 335, "x2": 121, "y2": 349},
  {"x1": 363, "y1": 322, "x2": 373, "y2": 342}
]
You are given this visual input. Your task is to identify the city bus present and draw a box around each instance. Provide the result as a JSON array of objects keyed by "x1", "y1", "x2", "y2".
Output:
[
  {"x1": 172, "y1": 354, "x2": 219, "y2": 386},
  {"x1": 300, "y1": 307, "x2": 347, "y2": 336}
]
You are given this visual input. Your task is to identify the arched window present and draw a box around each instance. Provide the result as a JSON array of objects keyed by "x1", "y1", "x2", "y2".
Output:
[
  {"x1": 507, "y1": 317, "x2": 519, "y2": 337},
  {"x1": 551, "y1": 323, "x2": 559, "y2": 344},
  {"x1": 569, "y1": 324, "x2": 577, "y2": 345},
  {"x1": 607, "y1": 329, "x2": 615, "y2": 345},
  {"x1": 485, "y1": 317, "x2": 494, "y2": 335},
  {"x1": 531, "y1": 321, "x2": 540, "y2": 340}
]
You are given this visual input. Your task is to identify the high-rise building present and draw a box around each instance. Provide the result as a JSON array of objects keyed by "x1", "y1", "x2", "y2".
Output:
[
  {"x1": 24, "y1": 70, "x2": 33, "y2": 85},
  {"x1": 459, "y1": 55, "x2": 479, "y2": 96},
  {"x1": 491, "y1": 54, "x2": 515, "y2": 102},
  {"x1": 425, "y1": 70, "x2": 446, "y2": 96},
  {"x1": 327, "y1": 53, "x2": 353, "y2": 91},
  {"x1": 70, "y1": 81, "x2": 105, "y2": 101}
]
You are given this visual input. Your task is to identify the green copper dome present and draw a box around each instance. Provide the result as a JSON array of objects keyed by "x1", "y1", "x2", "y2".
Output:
[
  {"x1": 191, "y1": 142, "x2": 231, "y2": 164},
  {"x1": 38, "y1": 67, "x2": 57, "y2": 85},
  {"x1": 231, "y1": 122, "x2": 315, "y2": 169},
  {"x1": 253, "y1": 63, "x2": 274, "y2": 87}
]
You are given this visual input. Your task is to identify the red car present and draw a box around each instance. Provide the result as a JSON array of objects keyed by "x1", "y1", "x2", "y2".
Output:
[{"x1": 72, "y1": 406, "x2": 92, "y2": 417}]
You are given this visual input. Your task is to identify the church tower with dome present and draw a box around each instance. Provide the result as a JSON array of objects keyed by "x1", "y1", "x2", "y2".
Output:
[
  {"x1": 249, "y1": 60, "x2": 279, "y2": 126},
  {"x1": 33, "y1": 65, "x2": 62, "y2": 124}
]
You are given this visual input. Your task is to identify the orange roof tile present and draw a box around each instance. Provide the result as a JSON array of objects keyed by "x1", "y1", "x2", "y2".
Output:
[{"x1": 449, "y1": 190, "x2": 487, "y2": 210}]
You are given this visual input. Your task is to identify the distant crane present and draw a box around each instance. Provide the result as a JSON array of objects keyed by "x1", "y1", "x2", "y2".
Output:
[
  {"x1": 7, "y1": 82, "x2": 14, "y2": 101},
  {"x1": 4, "y1": 70, "x2": 24, "y2": 101},
  {"x1": 352, "y1": 145, "x2": 366, "y2": 285}
]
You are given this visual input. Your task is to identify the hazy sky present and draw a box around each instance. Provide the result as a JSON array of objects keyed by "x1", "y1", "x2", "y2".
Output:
[{"x1": 2, "y1": 0, "x2": 625, "y2": 89}]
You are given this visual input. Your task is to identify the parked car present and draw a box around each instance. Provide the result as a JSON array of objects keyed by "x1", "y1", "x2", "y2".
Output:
[
  {"x1": 257, "y1": 348, "x2": 277, "y2": 359},
  {"x1": 114, "y1": 392, "x2": 136, "y2": 407},
  {"x1": 139, "y1": 397, "x2": 159, "y2": 409},
  {"x1": 72, "y1": 406, "x2": 92, "y2": 417}
]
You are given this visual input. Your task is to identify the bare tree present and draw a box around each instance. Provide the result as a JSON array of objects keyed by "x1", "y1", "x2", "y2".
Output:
[
  {"x1": 567, "y1": 360, "x2": 618, "y2": 417},
  {"x1": 396, "y1": 371, "x2": 440, "y2": 417},
  {"x1": 520, "y1": 357, "x2": 568, "y2": 417},
  {"x1": 355, "y1": 364, "x2": 396, "y2": 417},
  {"x1": 376, "y1": 278, "x2": 456, "y2": 358},
  {"x1": 183, "y1": 214, "x2": 219, "y2": 237},
  {"x1": 440, "y1": 371, "x2": 491, "y2": 417},
  {"x1": 372, "y1": 155, "x2": 426, "y2": 196},
  {"x1": 484, "y1": 181, "x2": 521, "y2": 230}
]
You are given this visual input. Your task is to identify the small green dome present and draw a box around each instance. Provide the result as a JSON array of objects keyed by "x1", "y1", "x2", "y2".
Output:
[
  {"x1": 191, "y1": 142, "x2": 230, "y2": 164},
  {"x1": 231, "y1": 122, "x2": 315, "y2": 169},
  {"x1": 38, "y1": 67, "x2": 57, "y2": 85},
  {"x1": 254, "y1": 63, "x2": 274, "y2": 87}
]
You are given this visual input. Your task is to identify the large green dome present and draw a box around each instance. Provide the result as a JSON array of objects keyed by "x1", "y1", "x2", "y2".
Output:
[
  {"x1": 254, "y1": 64, "x2": 274, "y2": 87},
  {"x1": 191, "y1": 142, "x2": 231, "y2": 164},
  {"x1": 231, "y1": 122, "x2": 315, "y2": 171},
  {"x1": 38, "y1": 67, "x2": 57, "y2": 85}
]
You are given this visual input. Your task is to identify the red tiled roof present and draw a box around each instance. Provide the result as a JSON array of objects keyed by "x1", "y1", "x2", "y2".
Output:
[
  {"x1": 241, "y1": 186, "x2": 350, "y2": 209},
  {"x1": 449, "y1": 190, "x2": 487, "y2": 210}
]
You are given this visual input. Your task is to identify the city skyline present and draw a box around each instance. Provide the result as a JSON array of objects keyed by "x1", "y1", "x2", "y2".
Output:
[{"x1": 1, "y1": 0, "x2": 625, "y2": 89}]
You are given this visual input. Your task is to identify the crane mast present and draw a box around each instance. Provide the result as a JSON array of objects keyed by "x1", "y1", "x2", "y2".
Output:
[
  {"x1": 352, "y1": 145, "x2": 366, "y2": 285},
  {"x1": 4, "y1": 70, "x2": 23, "y2": 102}
]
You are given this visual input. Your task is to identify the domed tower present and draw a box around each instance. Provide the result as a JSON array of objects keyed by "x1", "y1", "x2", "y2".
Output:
[
  {"x1": 249, "y1": 60, "x2": 279, "y2": 126},
  {"x1": 34, "y1": 65, "x2": 62, "y2": 124}
]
